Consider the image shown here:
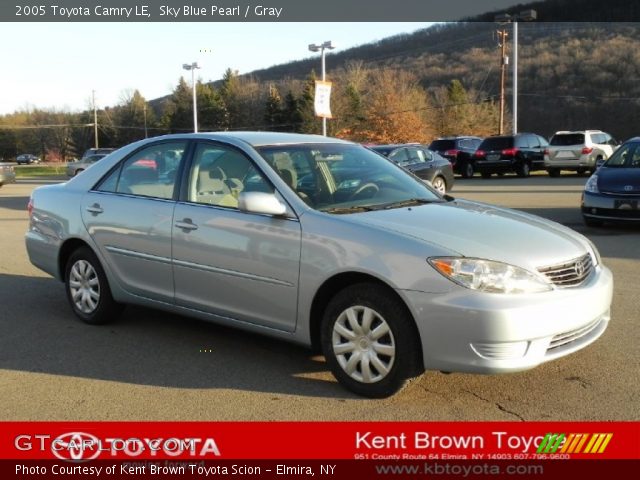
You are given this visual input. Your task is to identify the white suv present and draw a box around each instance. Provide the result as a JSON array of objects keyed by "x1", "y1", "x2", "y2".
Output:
[{"x1": 546, "y1": 130, "x2": 618, "y2": 176}]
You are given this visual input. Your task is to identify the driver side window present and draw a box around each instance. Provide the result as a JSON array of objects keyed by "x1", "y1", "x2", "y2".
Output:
[{"x1": 187, "y1": 143, "x2": 273, "y2": 209}]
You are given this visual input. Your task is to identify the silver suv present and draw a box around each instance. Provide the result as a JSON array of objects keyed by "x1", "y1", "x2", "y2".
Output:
[{"x1": 546, "y1": 130, "x2": 618, "y2": 176}]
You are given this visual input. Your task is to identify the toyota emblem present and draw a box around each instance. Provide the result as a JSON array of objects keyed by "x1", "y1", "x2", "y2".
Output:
[
  {"x1": 574, "y1": 259, "x2": 586, "y2": 277},
  {"x1": 624, "y1": 185, "x2": 634, "y2": 191}
]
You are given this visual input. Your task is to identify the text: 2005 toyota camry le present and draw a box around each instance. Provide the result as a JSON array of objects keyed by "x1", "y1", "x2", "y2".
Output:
[{"x1": 26, "y1": 132, "x2": 612, "y2": 397}]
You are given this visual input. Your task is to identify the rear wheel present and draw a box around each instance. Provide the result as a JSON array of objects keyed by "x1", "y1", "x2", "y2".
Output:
[
  {"x1": 461, "y1": 161, "x2": 474, "y2": 178},
  {"x1": 321, "y1": 283, "x2": 422, "y2": 398},
  {"x1": 65, "y1": 247, "x2": 123, "y2": 325},
  {"x1": 516, "y1": 162, "x2": 531, "y2": 178},
  {"x1": 431, "y1": 176, "x2": 446, "y2": 194},
  {"x1": 547, "y1": 168, "x2": 561, "y2": 177}
]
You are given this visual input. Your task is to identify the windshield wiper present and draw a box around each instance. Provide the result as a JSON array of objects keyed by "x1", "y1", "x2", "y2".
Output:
[
  {"x1": 322, "y1": 205, "x2": 376, "y2": 214},
  {"x1": 377, "y1": 198, "x2": 440, "y2": 210}
]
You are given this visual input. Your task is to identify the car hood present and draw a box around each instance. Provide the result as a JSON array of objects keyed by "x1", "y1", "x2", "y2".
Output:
[
  {"x1": 597, "y1": 167, "x2": 640, "y2": 194},
  {"x1": 345, "y1": 199, "x2": 590, "y2": 271}
]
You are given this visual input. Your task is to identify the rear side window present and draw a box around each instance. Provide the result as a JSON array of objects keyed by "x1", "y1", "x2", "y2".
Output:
[
  {"x1": 479, "y1": 137, "x2": 513, "y2": 151},
  {"x1": 514, "y1": 136, "x2": 530, "y2": 148},
  {"x1": 550, "y1": 133, "x2": 585, "y2": 146},
  {"x1": 429, "y1": 140, "x2": 455, "y2": 151},
  {"x1": 96, "y1": 142, "x2": 187, "y2": 200}
]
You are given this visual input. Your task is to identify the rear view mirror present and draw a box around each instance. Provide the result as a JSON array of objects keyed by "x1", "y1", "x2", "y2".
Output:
[{"x1": 238, "y1": 192, "x2": 287, "y2": 216}]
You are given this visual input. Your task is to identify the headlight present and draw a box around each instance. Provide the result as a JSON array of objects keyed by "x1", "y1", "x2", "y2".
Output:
[
  {"x1": 584, "y1": 174, "x2": 599, "y2": 193},
  {"x1": 429, "y1": 257, "x2": 552, "y2": 294},
  {"x1": 585, "y1": 239, "x2": 601, "y2": 267}
]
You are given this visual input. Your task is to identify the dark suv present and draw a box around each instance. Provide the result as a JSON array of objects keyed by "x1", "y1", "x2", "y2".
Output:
[
  {"x1": 429, "y1": 136, "x2": 483, "y2": 178},
  {"x1": 474, "y1": 133, "x2": 549, "y2": 178}
]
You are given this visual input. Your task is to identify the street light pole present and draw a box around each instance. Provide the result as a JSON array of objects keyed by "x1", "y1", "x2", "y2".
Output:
[
  {"x1": 308, "y1": 40, "x2": 335, "y2": 136},
  {"x1": 495, "y1": 10, "x2": 536, "y2": 135},
  {"x1": 182, "y1": 62, "x2": 201, "y2": 133},
  {"x1": 513, "y1": 20, "x2": 518, "y2": 134}
]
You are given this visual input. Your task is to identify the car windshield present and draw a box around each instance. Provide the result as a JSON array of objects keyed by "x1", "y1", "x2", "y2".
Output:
[
  {"x1": 604, "y1": 142, "x2": 640, "y2": 168},
  {"x1": 550, "y1": 133, "x2": 585, "y2": 146},
  {"x1": 429, "y1": 139, "x2": 455, "y2": 151},
  {"x1": 256, "y1": 143, "x2": 442, "y2": 213}
]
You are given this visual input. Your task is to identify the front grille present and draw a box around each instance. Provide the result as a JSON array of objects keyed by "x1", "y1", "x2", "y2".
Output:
[
  {"x1": 537, "y1": 253, "x2": 594, "y2": 288},
  {"x1": 548, "y1": 318, "x2": 602, "y2": 350}
]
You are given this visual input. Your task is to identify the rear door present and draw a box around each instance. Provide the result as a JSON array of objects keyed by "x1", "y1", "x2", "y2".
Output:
[{"x1": 81, "y1": 140, "x2": 188, "y2": 303}]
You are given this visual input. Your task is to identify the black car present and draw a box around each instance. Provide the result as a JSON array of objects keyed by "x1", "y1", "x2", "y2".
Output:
[
  {"x1": 473, "y1": 133, "x2": 549, "y2": 178},
  {"x1": 16, "y1": 154, "x2": 40, "y2": 165},
  {"x1": 429, "y1": 136, "x2": 483, "y2": 178},
  {"x1": 369, "y1": 144, "x2": 454, "y2": 194},
  {"x1": 582, "y1": 137, "x2": 640, "y2": 226}
]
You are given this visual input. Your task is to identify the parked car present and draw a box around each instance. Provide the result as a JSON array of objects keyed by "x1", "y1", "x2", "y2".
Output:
[
  {"x1": 26, "y1": 132, "x2": 612, "y2": 398},
  {"x1": 546, "y1": 130, "x2": 618, "y2": 177},
  {"x1": 16, "y1": 154, "x2": 40, "y2": 165},
  {"x1": 0, "y1": 162, "x2": 16, "y2": 187},
  {"x1": 368, "y1": 144, "x2": 454, "y2": 193},
  {"x1": 66, "y1": 154, "x2": 108, "y2": 177},
  {"x1": 81, "y1": 148, "x2": 116, "y2": 159},
  {"x1": 582, "y1": 136, "x2": 640, "y2": 226},
  {"x1": 429, "y1": 136, "x2": 483, "y2": 178},
  {"x1": 474, "y1": 133, "x2": 549, "y2": 177}
]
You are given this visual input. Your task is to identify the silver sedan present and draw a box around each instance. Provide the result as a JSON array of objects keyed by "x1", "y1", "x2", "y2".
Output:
[{"x1": 25, "y1": 132, "x2": 613, "y2": 397}]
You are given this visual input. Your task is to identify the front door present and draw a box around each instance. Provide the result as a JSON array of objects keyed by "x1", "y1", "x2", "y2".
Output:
[{"x1": 172, "y1": 142, "x2": 302, "y2": 332}]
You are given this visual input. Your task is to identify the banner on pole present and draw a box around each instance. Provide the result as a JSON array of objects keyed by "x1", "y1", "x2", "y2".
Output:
[{"x1": 314, "y1": 81, "x2": 332, "y2": 118}]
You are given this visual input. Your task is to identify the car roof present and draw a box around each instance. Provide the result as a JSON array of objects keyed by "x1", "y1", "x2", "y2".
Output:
[
  {"x1": 160, "y1": 131, "x2": 354, "y2": 147},
  {"x1": 553, "y1": 130, "x2": 604, "y2": 135}
]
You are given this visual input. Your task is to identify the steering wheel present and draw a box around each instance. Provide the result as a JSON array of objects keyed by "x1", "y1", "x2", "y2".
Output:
[{"x1": 349, "y1": 182, "x2": 379, "y2": 200}]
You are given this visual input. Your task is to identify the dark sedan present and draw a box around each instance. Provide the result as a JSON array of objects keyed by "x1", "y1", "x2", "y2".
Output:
[
  {"x1": 369, "y1": 144, "x2": 454, "y2": 194},
  {"x1": 582, "y1": 137, "x2": 640, "y2": 226}
]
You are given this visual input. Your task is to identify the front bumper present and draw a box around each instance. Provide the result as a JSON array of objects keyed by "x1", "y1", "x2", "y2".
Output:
[
  {"x1": 401, "y1": 264, "x2": 613, "y2": 374},
  {"x1": 582, "y1": 191, "x2": 640, "y2": 221}
]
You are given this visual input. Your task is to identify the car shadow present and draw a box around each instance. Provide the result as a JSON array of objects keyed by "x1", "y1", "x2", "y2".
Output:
[
  {"x1": 0, "y1": 274, "x2": 352, "y2": 399},
  {"x1": 0, "y1": 194, "x2": 29, "y2": 212}
]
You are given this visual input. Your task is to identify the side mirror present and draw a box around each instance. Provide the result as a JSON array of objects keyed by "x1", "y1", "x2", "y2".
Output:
[
  {"x1": 596, "y1": 158, "x2": 606, "y2": 169},
  {"x1": 238, "y1": 192, "x2": 287, "y2": 216}
]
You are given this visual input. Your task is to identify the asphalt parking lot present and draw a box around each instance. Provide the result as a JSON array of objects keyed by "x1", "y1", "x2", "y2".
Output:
[{"x1": 1, "y1": 175, "x2": 638, "y2": 421}]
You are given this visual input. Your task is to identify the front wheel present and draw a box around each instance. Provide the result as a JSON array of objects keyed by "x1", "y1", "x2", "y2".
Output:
[
  {"x1": 547, "y1": 168, "x2": 561, "y2": 177},
  {"x1": 321, "y1": 283, "x2": 422, "y2": 398},
  {"x1": 65, "y1": 247, "x2": 123, "y2": 325}
]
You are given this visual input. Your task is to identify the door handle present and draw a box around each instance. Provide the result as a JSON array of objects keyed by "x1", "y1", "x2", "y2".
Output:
[
  {"x1": 86, "y1": 203, "x2": 103, "y2": 215},
  {"x1": 175, "y1": 219, "x2": 198, "y2": 231}
]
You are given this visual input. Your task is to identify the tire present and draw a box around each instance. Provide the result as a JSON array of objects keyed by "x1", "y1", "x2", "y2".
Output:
[
  {"x1": 461, "y1": 161, "x2": 474, "y2": 179},
  {"x1": 431, "y1": 176, "x2": 446, "y2": 194},
  {"x1": 320, "y1": 283, "x2": 423, "y2": 398},
  {"x1": 577, "y1": 168, "x2": 587, "y2": 176},
  {"x1": 65, "y1": 247, "x2": 123, "y2": 325},
  {"x1": 547, "y1": 168, "x2": 561, "y2": 177},
  {"x1": 583, "y1": 216, "x2": 604, "y2": 228},
  {"x1": 516, "y1": 162, "x2": 530, "y2": 178},
  {"x1": 481, "y1": 171, "x2": 492, "y2": 179}
]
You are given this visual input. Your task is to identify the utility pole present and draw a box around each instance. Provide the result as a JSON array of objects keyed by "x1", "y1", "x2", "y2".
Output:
[
  {"x1": 497, "y1": 29, "x2": 509, "y2": 135},
  {"x1": 143, "y1": 103, "x2": 148, "y2": 138},
  {"x1": 92, "y1": 90, "x2": 99, "y2": 148}
]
